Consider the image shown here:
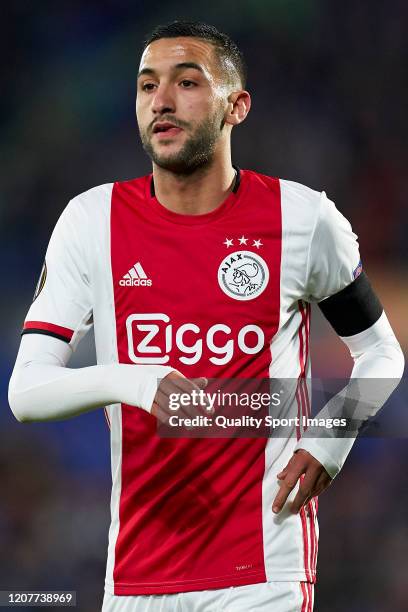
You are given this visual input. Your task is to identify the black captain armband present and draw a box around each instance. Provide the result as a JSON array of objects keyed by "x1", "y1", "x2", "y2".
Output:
[{"x1": 317, "y1": 271, "x2": 383, "y2": 337}]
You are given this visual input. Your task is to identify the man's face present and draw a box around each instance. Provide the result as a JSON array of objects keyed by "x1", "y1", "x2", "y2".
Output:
[{"x1": 136, "y1": 37, "x2": 230, "y2": 174}]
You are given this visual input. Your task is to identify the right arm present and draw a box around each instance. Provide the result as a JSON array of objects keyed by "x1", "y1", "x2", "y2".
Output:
[
  {"x1": 8, "y1": 194, "x2": 206, "y2": 423},
  {"x1": 8, "y1": 333, "x2": 177, "y2": 422}
]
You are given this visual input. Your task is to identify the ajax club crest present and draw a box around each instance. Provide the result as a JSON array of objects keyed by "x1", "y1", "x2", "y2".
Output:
[{"x1": 218, "y1": 251, "x2": 269, "y2": 301}]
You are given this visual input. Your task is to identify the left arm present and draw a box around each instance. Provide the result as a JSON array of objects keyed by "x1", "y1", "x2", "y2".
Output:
[
  {"x1": 272, "y1": 296, "x2": 404, "y2": 514},
  {"x1": 272, "y1": 191, "x2": 404, "y2": 514}
]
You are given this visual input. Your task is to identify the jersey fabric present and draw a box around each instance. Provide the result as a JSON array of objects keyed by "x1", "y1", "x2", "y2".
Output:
[
  {"x1": 101, "y1": 580, "x2": 314, "y2": 611},
  {"x1": 22, "y1": 169, "x2": 361, "y2": 595}
]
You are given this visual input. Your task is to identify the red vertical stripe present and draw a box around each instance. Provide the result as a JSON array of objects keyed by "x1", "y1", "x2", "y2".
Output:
[
  {"x1": 299, "y1": 506, "x2": 312, "y2": 582},
  {"x1": 296, "y1": 303, "x2": 311, "y2": 581},
  {"x1": 307, "y1": 501, "x2": 315, "y2": 583},
  {"x1": 110, "y1": 171, "x2": 282, "y2": 594},
  {"x1": 308, "y1": 582, "x2": 314, "y2": 611},
  {"x1": 300, "y1": 581, "x2": 308, "y2": 612},
  {"x1": 298, "y1": 302, "x2": 311, "y2": 419},
  {"x1": 297, "y1": 300, "x2": 319, "y2": 585},
  {"x1": 303, "y1": 302, "x2": 317, "y2": 582},
  {"x1": 295, "y1": 386, "x2": 302, "y2": 439},
  {"x1": 310, "y1": 497, "x2": 318, "y2": 577},
  {"x1": 297, "y1": 307, "x2": 308, "y2": 426},
  {"x1": 296, "y1": 309, "x2": 306, "y2": 436},
  {"x1": 303, "y1": 303, "x2": 311, "y2": 417}
]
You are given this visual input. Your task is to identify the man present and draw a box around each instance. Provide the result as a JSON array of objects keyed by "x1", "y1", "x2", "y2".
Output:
[{"x1": 8, "y1": 20, "x2": 404, "y2": 612}]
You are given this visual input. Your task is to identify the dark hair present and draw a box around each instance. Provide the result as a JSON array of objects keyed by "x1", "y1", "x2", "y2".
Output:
[{"x1": 143, "y1": 20, "x2": 247, "y2": 88}]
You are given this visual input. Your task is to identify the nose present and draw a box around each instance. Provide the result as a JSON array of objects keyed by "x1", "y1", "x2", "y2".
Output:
[{"x1": 151, "y1": 83, "x2": 175, "y2": 115}]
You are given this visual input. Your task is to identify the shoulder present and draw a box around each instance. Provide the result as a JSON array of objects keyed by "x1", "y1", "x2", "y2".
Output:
[
  {"x1": 279, "y1": 179, "x2": 324, "y2": 243},
  {"x1": 67, "y1": 182, "x2": 115, "y2": 216},
  {"x1": 279, "y1": 178, "x2": 322, "y2": 214},
  {"x1": 48, "y1": 183, "x2": 115, "y2": 246},
  {"x1": 69, "y1": 175, "x2": 147, "y2": 204},
  {"x1": 274, "y1": 177, "x2": 324, "y2": 240},
  {"x1": 63, "y1": 176, "x2": 145, "y2": 218}
]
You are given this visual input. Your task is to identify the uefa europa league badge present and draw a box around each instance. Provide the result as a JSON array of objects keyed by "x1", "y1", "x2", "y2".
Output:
[{"x1": 218, "y1": 251, "x2": 269, "y2": 301}]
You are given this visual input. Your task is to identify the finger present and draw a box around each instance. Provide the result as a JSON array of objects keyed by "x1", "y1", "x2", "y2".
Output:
[
  {"x1": 294, "y1": 470, "x2": 332, "y2": 511},
  {"x1": 158, "y1": 370, "x2": 186, "y2": 388},
  {"x1": 189, "y1": 378, "x2": 212, "y2": 414},
  {"x1": 151, "y1": 400, "x2": 172, "y2": 425},
  {"x1": 290, "y1": 469, "x2": 320, "y2": 514},
  {"x1": 153, "y1": 392, "x2": 199, "y2": 432},
  {"x1": 154, "y1": 373, "x2": 185, "y2": 412},
  {"x1": 313, "y1": 470, "x2": 332, "y2": 496},
  {"x1": 192, "y1": 377, "x2": 208, "y2": 389},
  {"x1": 154, "y1": 387, "x2": 191, "y2": 421},
  {"x1": 277, "y1": 451, "x2": 306, "y2": 480},
  {"x1": 154, "y1": 386, "x2": 207, "y2": 426},
  {"x1": 272, "y1": 469, "x2": 302, "y2": 513},
  {"x1": 277, "y1": 466, "x2": 289, "y2": 480},
  {"x1": 159, "y1": 374, "x2": 208, "y2": 404}
]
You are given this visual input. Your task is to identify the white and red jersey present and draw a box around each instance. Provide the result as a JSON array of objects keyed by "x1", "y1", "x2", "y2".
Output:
[{"x1": 22, "y1": 169, "x2": 360, "y2": 595}]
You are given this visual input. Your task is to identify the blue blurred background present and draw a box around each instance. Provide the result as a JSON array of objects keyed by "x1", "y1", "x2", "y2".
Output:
[{"x1": 1, "y1": 1, "x2": 407, "y2": 610}]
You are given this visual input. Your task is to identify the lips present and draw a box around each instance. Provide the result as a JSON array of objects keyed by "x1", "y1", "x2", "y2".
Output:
[
  {"x1": 152, "y1": 121, "x2": 183, "y2": 140},
  {"x1": 152, "y1": 121, "x2": 182, "y2": 134}
]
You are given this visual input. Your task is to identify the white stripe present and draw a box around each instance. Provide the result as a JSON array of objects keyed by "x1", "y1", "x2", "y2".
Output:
[
  {"x1": 262, "y1": 312, "x2": 311, "y2": 581},
  {"x1": 260, "y1": 179, "x2": 322, "y2": 583},
  {"x1": 98, "y1": 188, "x2": 123, "y2": 594},
  {"x1": 134, "y1": 262, "x2": 147, "y2": 279},
  {"x1": 129, "y1": 267, "x2": 138, "y2": 279},
  {"x1": 104, "y1": 402, "x2": 123, "y2": 593}
]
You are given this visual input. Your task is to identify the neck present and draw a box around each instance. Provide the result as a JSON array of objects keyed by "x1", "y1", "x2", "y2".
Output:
[{"x1": 151, "y1": 155, "x2": 237, "y2": 216}]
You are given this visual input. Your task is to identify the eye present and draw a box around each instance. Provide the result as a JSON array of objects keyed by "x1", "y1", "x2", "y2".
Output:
[
  {"x1": 141, "y1": 82, "x2": 156, "y2": 92},
  {"x1": 180, "y1": 80, "x2": 196, "y2": 88}
]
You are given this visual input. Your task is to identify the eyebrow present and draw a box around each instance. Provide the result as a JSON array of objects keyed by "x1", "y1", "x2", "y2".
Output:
[{"x1": 137, "y1": 62, "x2": 205, "y2": 79}]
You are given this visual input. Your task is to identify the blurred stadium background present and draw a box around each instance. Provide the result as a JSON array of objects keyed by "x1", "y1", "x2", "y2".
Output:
[{"x1": 1, "y1": 1, "x2": 407, "y2": 610}]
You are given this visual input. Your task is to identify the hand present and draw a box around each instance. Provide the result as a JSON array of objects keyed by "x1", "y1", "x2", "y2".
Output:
[
  {"x1": 151, "y1": 371, "x2": 210, "y2": 424},
  {"x1": 272, "y1": 449, "x2": 332, "y2": 514}
]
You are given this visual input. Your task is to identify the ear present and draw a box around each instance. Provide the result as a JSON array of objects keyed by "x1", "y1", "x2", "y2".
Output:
[{"x1": 225, "y1": 90, "x2": 251, "y2": 127}]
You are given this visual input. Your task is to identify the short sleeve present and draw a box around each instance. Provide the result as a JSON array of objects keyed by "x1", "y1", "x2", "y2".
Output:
[
  {"x1": 22, "y1": 199, "x2": 93, "y2": 350},
  {"x1": 305, "y1": 191, "x2": 362, "y2": 302}
]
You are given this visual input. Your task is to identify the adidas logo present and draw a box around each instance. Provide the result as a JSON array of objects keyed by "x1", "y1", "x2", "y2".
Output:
[{"x1": 119, "y1": 262, "x2": 152, "y2": 287}]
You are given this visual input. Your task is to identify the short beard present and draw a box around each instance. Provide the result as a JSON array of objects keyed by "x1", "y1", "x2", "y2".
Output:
[{"x1": 140, "y1": 112, "x2": 225, "y2": 175}]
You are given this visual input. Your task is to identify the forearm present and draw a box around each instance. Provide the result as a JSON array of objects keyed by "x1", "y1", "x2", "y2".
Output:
[
  {"x1": 8, "y1": 335, "x2": 175, "y2": 422},
  {"x1": 295, "y1": 312, "x2": 405, "y2": 478}
]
